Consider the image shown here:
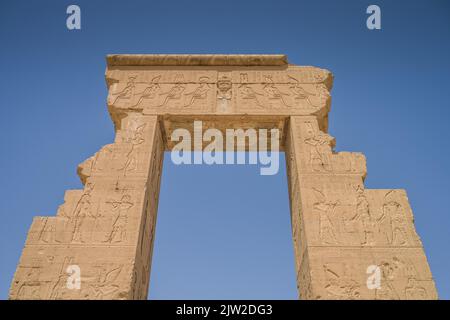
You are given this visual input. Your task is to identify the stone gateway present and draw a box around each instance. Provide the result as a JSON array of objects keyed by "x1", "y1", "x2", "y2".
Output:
[{"x1": 9, "y1": 54, "x2": 438, "y2": 300}]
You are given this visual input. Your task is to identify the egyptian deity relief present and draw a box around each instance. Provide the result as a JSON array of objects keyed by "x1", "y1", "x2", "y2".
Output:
[
  {"x1": 292, "y1": 118, "x2": 367, "y2": 176},
  {"x1": 106, "y1": 65, "x2": 332, "y2": 116},
  {"x1": 298, "y1": 184, "x2": 423, "y2": 248},
  {"x1": 11, "y1": 55, "x2": 437, "y2": 300},
  {"x1": 309, "y1": 250, "x2": 437, "y2": 300},
  {"x1": 108, "y1": 71, "x2": 217, "y2": 113}
]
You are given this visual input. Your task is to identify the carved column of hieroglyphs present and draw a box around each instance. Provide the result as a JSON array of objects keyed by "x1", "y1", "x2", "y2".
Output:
[
  {"x1": 9, "y1": 113, "x2": 163, "y2": 300},
  {"x1": 286, "y1": 116, "x2": 438, "y2": 299}
]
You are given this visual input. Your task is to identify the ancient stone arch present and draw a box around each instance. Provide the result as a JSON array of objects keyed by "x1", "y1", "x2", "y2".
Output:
[{"x1": 9, "y1": 54, "x2": 437, "y2": 300}]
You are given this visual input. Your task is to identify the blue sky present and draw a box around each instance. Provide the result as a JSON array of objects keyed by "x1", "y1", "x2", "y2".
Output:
[{"x1": 1, "y1": 0, "x2": 449, "y2": 299}]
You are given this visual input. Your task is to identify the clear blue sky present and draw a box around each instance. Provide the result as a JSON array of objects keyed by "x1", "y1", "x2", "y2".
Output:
[{"x1": 1, "y1": 0, "x2": 449, "y2": 299}]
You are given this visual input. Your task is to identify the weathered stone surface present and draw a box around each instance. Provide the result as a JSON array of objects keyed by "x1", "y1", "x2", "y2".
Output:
[
  {"x1": 286, "y1": 116, "x2": 437, "y2": 299},
  {"x1": 106, "y1": 54, "x2": 288, "y2": 67},
  {"x1": 10, "y1": 54, "x2": 437, "y2": 300},
  {"x1": 10, "y1": 114, "x2": 163, "y2": 300}
]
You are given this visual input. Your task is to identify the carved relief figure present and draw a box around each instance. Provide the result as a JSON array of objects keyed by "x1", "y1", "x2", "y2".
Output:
[
  {"x1": 382, "y1": 190, "x2": 408, "y2": 246},
  {"x1": 157, "y1": 74, "x2": 186, "y2": 107},
  {"x1": 240, "y1": 73, "x2": 248, "y2": 83},
  {"x1": 104, "y1": 194, "x2": 134, "y2": 243},
  {"x1": 217, "y1": 75, "x2": 232, "y2": 112},
  {"x1": 304, "y1": 131, "x2": 334, "y2": 172},
  {"x1": 312, "y1": 188, "x2": 339, "y2": 244},
  {"x1": 37, "y1": 217, "x2": 55, "y2": 243},
  {"x1": 120, "y1": 123, "x2": 146, "y2": 176},
  {"x1": 323, "y1": 264, "x2": 360, "y2": 299},
  {"x1": 288, "y1": 75, "x2": 318, "y2": 107},
  {"x1": 374, "y1": 256, "x2": 424, "y2": 300},
  {"x1": 111, "y1": 75, "x2": 137, "y2": 105},
  {"x1": 16, "y1": 266, "x2": 43, "y2": 299},
  {"x1": 71, "y1": 183, "x2": 95, "y2": 243},
  {"x1": 375, "y1": 260, "x2": 400, "y2": 299},
  {"x1": 262, "y1": 75, "x2": 292, "y2": 107},
  {"x1": 183, "y1": 76, "x2": 211, "y2": 107},
  {"x1": 352, "y1": 186, "x2": 375, "y2": 245},
  {"x1": 132, "y1": 75, "x2": 161, "y2": 108},
  {"x1": 315, "y1": 83, "x2": 330, "y2": 107},
  {"x1": 85, "y1": 265, "x2": 123, "y2": 299},
  {"x1": 239, "y1": 73, "x2": 265, "y2": 108},
  {"x1": 48, "y1": 256, "x2": 76, "y2": 300}
]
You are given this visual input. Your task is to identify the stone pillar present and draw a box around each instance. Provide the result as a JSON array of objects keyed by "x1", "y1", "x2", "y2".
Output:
[
  {"x1": 286, "y1": 115, "x2": 438, "y2": 299},
  {"x1": 9, "y1": 113, "x2": 164, "y2": 300}
]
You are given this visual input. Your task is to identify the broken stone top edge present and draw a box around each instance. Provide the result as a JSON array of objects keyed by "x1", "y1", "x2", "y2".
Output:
[{"x1": 106, "y1": 54, "x2": 289, "y2": 67}]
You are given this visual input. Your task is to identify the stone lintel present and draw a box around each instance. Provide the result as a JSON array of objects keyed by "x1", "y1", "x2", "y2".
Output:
[{"x1": 106, "y1": 54, "x2": 288, "y2": 67}]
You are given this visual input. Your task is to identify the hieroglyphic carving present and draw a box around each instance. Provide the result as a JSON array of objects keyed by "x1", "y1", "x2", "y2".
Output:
[
  {"x1": 322, "y1": 263, "x2": 361, "y2": 300},
  {"x1": 11, "y1": 55, "x2": 437, "y2": 301},
  {"x1": 15, "y1": 264, "x2": 45, "y2": 300},
  {"x1": 71, "y1": 183, "x2": 96, "y2": 243},
  {"x1": 304, "y1": 131, "x2": 335, "y2": 172},
  {"x1": 235, "y1": 72, "x2": 330, "y2": 112},
  {"x1": 362, "y1": 189, "x2": 420, "y2": 247},
  {"x1": 111, "y1": 75, "x2": 137, "y2": 105},
  {"x1": 231, "y1": 67, "x2": 331, "y2": 84},
  {"x1": 84, "y1": 265, "x2": 124, "y2": 299},
  {"x1": 308, "y1": 247, "x2": 436, "y2": 300},
  {"x1": 37, "y1": 217, "x2": 55, "y2": 243},
  {"x1": 109, "y1": 73, "x2": 215, "y2": 113},
  {"x1": 288, "y1": 109, "x2": 436, "y2": 299},
  {"x1": 238, "y1": 73, "x2": 265, "y2": 108},
  {"x1": 104, "y1": 194, "x2": 134, "y2": 243},
  {"x1": 183, "y1": 76, "x2": 211, "y2": 107},
  {"x1": 346, "y1": 186, "x2": 375, "y2": 246},
  {"x1": 48, "y1": 256, "x2": 75, "y2": 300},
  {"x1": 132, "y1": 76, "x2": 162, "y2": 109},
  {"x1": 375, "y1": 258, "x2": 401, "y2": 299},
  {"x1": 217, "y1": 74, "x2": 232, "y2": 113},
  {"x1": 120, "y1": 123, "x2": 146, "y2": 176},
  {"x1": 305, "y1": 184, "x2": 422, "y2": 247},
  {"x1": 262, "y1": 75, "x2": 292, "y2": 107},
  {"x1": 238, "y1": 80, "x2": 293, "y2": 110},
  {"x1": 374, "y1": 256, "x2": 429, "y2": 300},
  {"x1": 152, "y1": 75, "x2": 213, "y2": 111},
  {"x1": 293, "y1": 119, "x2": 367, "y2": 175},
  {"x1": 285, "y1": 66, "x2": 332, "y2": 85},
  {"x1": 110, "y1": 74, "x2": 163, "y2": 109},
  {"x1": 288, "y1": 75, "x2": 327, "y2": 109},
  {"x1": 381, "y1": 190, "x2": 409, "y2": 246},
  {"x1": 157, "y1": 74, "x2": 186, "y2": 107},
  {"x1": 312, "y1": 188, "x2": 340, "y2": 245}
]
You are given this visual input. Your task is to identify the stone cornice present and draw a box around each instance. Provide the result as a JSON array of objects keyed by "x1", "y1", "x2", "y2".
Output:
[{"x1": 106, "y1": 54, "x2": 288, "y2": 67}]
